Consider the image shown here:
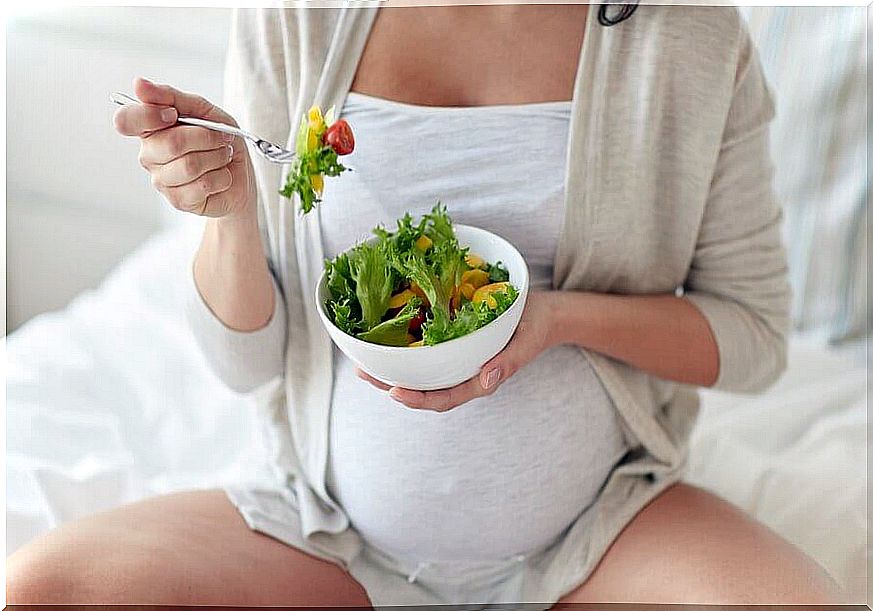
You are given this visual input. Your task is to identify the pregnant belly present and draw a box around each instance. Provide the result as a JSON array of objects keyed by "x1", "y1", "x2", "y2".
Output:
[{"x1": 326, "y1": 345, "x2": 629, "y2": 564}]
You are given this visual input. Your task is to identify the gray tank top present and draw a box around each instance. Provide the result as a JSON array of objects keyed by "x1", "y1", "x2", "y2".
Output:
[{"x1": 321, "y1": 93, "x2": 628, "y2": 565}]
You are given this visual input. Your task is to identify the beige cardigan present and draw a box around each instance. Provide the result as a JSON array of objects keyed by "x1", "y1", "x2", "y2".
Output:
[{"x1": 187, "y1": 4, "x2": 790, "y2": 598}]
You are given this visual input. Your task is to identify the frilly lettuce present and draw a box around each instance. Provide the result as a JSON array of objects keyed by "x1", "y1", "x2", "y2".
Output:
[{"x1": 323, "y1": 203, "x2": 518, "y2": 347}]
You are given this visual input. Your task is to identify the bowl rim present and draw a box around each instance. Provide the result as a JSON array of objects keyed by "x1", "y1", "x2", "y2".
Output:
[{"x1": 314, "y1": 224, "x2": 530, "y2": 354}]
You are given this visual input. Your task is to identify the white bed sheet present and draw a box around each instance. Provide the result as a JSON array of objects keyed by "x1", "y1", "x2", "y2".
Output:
[
  {"x1": 687, "y1": 336, "x2": 867, "y2": 601},
  {"x1": 4, "y1": 223, "x2": 868, "y2": 602}
]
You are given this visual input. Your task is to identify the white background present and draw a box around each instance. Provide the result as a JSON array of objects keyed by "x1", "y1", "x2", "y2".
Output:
[{"x1": 6, "y1": 7, "x2": 231, "y2": 332}]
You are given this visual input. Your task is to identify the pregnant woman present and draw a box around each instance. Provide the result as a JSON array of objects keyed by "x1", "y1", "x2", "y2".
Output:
[{"x1": 8, "y1": 4, "x2": 842, "y2": 607}]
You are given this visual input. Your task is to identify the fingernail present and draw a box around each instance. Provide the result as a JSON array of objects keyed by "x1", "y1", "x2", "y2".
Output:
[
  {"x1": 484, "y1": 368, "x2": 502, "y2": 389},
  {"x1": 388, "y1": 388, "x2": 402, "y2": 401},
  {"x1": 160, "y1": 108, "x2": 177, "y2": 123},
  {"x1": 227, "y1": 144, "x2": 234, "y2": 160},
  {"x1": 222, "y1": 132, "x2": 235, "y2": 142}
]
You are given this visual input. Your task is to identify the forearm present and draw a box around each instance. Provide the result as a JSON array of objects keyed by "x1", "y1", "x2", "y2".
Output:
[
  {"x1": 545, "y1": 291, "x2": 719, "y2": 387},
  {"x1": 193, "y1": 211, "x2": 276, "y2": 332}
]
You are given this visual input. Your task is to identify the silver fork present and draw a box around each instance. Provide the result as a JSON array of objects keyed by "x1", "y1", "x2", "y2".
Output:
[{"x1": 110, "y1": 91, "x2": 297, "y2": 164}]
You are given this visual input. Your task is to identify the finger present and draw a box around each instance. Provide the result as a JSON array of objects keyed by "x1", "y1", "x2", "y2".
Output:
[
  {"x1": 389, "y1": 376, "x2": 484, "y2": 412},
  {"x1": 113, "y1": 103, "x2": 178, "y2": 137},
  {"x1": 134, "y1": 76, "x2": 232, "y2": 124},
  {"x1": 140, "y1": 125, "x2": 233, "y2": 166},
  {"x1": 390, "y1": 331, "x2": 532, "y2": 411},
  {"x1": 194, "y1": 191, "x2": 237, "y2": 219},
  {"x1": 151, "y1": 145, "x2": 234, "y2": 187},
  {"x1": 387, "y1": 387, "x2": 433, "y2": 409},
  {"x1": 477, "y1": 326, "x2": 533, "y2": 393},
  {"x1": 156, "y1": 167, "x2": 233, "y2": 214},
  {"x1": 355, "y1": 368, "x2": 392, "y2": 391},
  {"x1": 184, "y1": 151, "x2": 249, "y2": 218},
  {"x1": 478, "y1": 358, "x2": 507, "y2": 394}
]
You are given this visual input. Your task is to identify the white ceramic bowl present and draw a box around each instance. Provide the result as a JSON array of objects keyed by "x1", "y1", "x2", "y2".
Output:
[{"x1": 315, "y1": 224, "x2": 530, "y2": 390}]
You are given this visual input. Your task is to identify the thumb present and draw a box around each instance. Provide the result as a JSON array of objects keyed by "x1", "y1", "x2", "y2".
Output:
[
  {"x1": 132, "y1": 77, "x2": 233, "y2": 124},
  {"x1": 478, "y1": 338, "x2": 523, "y2": 393}
]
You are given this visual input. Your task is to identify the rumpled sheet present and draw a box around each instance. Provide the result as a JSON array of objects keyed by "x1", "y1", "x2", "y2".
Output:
[
  {"x1": 5, "y1": 222, "x2": 867, "y2": 602},
  {"x1": 687, "y1": 335, "x2": 867, "y2": 601}
]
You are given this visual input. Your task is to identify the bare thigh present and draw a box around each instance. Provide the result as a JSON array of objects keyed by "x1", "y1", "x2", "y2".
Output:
[
  {"x1": 6, "y1": 489, "x2": 371, "y2": 606},
  {"x1": 556, "y1": 483, "x2": 845, "y2": 607}
]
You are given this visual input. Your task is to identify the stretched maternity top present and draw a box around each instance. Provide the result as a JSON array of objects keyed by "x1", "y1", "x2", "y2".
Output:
[{"x1": 321, "y1": 92, "x2": 629, "y2": 567}]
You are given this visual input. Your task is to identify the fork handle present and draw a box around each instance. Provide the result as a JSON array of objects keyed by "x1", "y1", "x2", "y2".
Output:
[
  {"x1": 175, "y1": 116, "x2": 249, "y2": 140},
  {"x1": 109, "y1": 91, "x2": 254, "y2": 141}
]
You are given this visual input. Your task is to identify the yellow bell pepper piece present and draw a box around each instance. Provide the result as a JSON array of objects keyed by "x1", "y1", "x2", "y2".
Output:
[
  {"x1": 388, "y1": 289, "x2": 416, "y2": 310},
  {"x1": 459, "y1": 282, "x2": 476, "y2": 300},
  {"x1": 311, "y1": 173, "x2": 324, "y2": 194},
  {"x1": 415, "y1": 234, "x2": 433, "y2": 251},
  {"x1": 472, "y1": 282, "x2": 511, "y2": 309},
  {"x1": 306, "y1": 128, "x2": 319, "y2": 154},
  {"x1": 408, "y1": 339, "x2": 424, "y2": 347},
  {"x1": 465, "y1": 253, "x2": 485, "y2": 269},
  {"x1": 306, "y1": 105, "x2": 325, "y2": 153},
  {"x1": 461, "y1": 269, "x2": 489, "y2": 289},
  {"x1": 308, "y1": 105, "x2": 325, "y2": 132},
  {"x1": 307, "y1": 104, "x2": 324, "y2": 125}
]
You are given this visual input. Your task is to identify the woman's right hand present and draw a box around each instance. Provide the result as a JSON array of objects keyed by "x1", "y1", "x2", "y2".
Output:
[{"x1": 113, "y1": 77, "x2": 256, "y2": 220}]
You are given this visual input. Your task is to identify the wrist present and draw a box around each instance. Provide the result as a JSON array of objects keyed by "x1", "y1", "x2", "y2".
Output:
[
  {"x1": 199, "y1": 206, "x2": 264, "y2": 274},
  {"x1": 539, "y1": 290, "x2": 568, "y2": 350},
  {"x1": 541, "y1": 290, "x2": 592, "y2": 350},
  {"x1": 211, "y1": 206, "x2": 259, "y2": 235}
]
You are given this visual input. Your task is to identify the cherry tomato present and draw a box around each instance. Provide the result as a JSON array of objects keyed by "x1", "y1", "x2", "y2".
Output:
[
  {"x1": 323, "y1": 119, "x2": 355, "y2": 155},
  {"x1": 408, "y1": 308, "x2": 425, "y2": 333}
]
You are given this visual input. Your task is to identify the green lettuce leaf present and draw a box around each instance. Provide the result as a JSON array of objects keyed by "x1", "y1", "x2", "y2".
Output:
[
  {"x1": 400, "y1": 253, "x2": 450, "y2": 317},
  {"x1": 421, "y1": 283, "x2": 518, "y2": 346},
  {"x1": 424, "y1": 202, "x2": 456, "y2": 247},
  {"x1": 357, "y1": 298, "x2": 421, "y2": 346},
  {"x1": 485, "y1": 261, "x2": 510, "y2": 283},
  {"x1": 431, "y1": 239, "x2": 467, "y2": 308},
  {"x1": 325, "y1": 251, "x2": 356, "y2": 302},
  {"x1": 376, "y1": 212, "x2": 427, "y2": 255},
  {"x1": 295, "y1": 115, "x2": 308, "y2": 157},
  {"x1": 324, "y1": 251, "x2": 365, "y2": 334},
  {"x1": 349, "y1": 242, "x2": 395, "y2": 330},
  {"x1": 329, "y1": 298, "x2": 360, "y2": 335},
  {"x1": 279, "y1": 146, "x2": 347, "y2": 214},
  {"x1": 322, "y1": 203, "x2": 518, "y2": 347}
]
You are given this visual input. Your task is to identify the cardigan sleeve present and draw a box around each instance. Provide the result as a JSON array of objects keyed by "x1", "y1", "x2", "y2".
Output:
[
  {"x1": 185, "y1": 8, "x2": 290, "y2": 393},
  {"x1": 185, "y1": 262, "x2": 287, "y2": 393},
  {"x1": 684, "y1": 22, "x2": 791, "y2": 393}
]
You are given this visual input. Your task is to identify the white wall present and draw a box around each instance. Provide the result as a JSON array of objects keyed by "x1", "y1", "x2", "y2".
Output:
[{"x1": 6, "y1": 7, "x2": 231, "y2": 332}]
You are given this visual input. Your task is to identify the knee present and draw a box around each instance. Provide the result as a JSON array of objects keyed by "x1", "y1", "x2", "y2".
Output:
[
  {"x1": 7, "y1": 541, "x2": 84, "y2": 604},
  {"x1": 565, "y1": 484, "x2": 845, "y2": 606},
  {"x1": 654, "y1": 504, "x2": 844, "y2": 604},
  {"x1": 6, "y1": 535, "x2": 166, "y2": 605},
  {"x1": 656, "y1": 545, "x2": 843, "y2": 605}
]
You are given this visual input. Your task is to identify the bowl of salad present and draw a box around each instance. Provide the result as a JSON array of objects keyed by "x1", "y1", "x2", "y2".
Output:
[{"x1": 315, "y1": 204, "x2": 529, "y2": 391}]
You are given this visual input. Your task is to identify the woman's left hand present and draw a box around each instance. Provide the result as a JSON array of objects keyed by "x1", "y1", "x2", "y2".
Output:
[{"x1": 356, "y1": 291, "x2": 556, "y2": 412}]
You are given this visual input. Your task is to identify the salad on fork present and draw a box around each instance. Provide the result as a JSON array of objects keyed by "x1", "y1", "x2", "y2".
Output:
[{"x1": 280, "y1": 105, "x2": 355, "y2": 213}]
